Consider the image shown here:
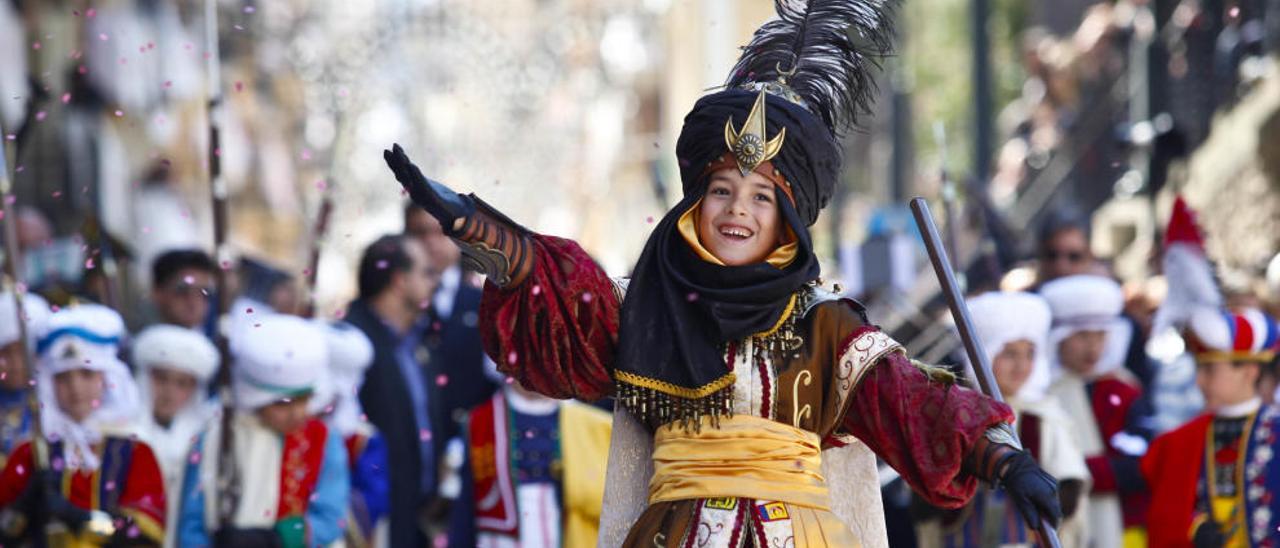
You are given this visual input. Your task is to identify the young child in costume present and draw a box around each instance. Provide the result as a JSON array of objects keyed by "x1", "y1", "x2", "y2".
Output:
[
  {"x1": 1043, "y1": 274, "x2": 1153, "y2": 545},
  {"x1": 1142, "y1": 306, "x2": 1280, "y2": 547},
  {"x1": 922, "y1": 292, "x2": 1089, "y2": 547},
  {"x1": 176, "y1": 314, "x2": 349, "y2": 547},
  {"x1": 130, "y1": 324, "x2": 220, "y2": 547},
  {"x1": 382, "y1": 1, "x2": 1061, "y2": 545},
  {"x1": 312, "y1": 320, "x2": 390, "y2": 547},
  {"x1": 0, "y1": 290, "x2": 50, "y2": 467},
  {"x1": 0, "y1": 304, "x2": 167, "y2": 546},
  {"x1": 458, "y1": 378, "x2": 612, "y2": 548}
]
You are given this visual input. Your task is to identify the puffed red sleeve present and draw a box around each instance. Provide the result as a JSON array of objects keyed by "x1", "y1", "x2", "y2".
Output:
[
  {"x1": 479, "y1": 234, "x2": 620, "y2": 401},
  {"x1": 0, "y1": 442, "x2": 33, "y2": 507},
  {"x1": 840, "y1": 349, "x2": 1014, "y2": 509},
  {"x1": 118, "y1": 441, "x2": 167, "y2": 543}
]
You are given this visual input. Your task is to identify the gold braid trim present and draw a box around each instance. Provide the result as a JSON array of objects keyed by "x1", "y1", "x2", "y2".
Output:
[
  {"x1": 614, "y1": 370, "x2": 736, "y2": 399},
  {"x1": 1195, "y1": 350, "x2": 1275, "y2": 364},
  {"x1": 752, "y1": 293, "x2": 797, "y2": 338}
]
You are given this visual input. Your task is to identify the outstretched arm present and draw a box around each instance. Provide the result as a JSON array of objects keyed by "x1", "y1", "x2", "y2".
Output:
[
  {"x1": 836, "y1": 330, "x2": 1060, "y2": 527},
  {"x1": 386, "y1": 145, "x2": 619, "y2": 401}
]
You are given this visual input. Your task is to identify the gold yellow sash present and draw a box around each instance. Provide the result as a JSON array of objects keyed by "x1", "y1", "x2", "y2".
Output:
[{"x1": 649, "y1": 414, "x2": 829, "y2": 509}]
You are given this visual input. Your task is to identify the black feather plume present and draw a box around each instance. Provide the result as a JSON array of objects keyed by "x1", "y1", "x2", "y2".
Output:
[{"x1": 726, "y1": 0, "x2": 898, "y2": 134}]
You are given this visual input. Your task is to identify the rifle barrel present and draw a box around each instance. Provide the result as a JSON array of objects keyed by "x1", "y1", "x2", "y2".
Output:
[{"x1": 909, "y1": 197, "x2": 1062, "y2": 548}]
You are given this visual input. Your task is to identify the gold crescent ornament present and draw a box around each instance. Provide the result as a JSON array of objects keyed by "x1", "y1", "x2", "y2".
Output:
[{"x1": 723, "y1": 90, "x2": 786, "y2": 177}]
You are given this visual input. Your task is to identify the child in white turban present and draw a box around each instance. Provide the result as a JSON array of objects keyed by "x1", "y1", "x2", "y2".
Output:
[
  {"x1": 922, "y1": 291, "x2": 1091, "y2": 547},
  {"x1": 1043, "y1": 275, "x2": 1154, "y2": 545},
  {"x1": 0, "y1": 304, "x2": 166, "y2": 545},
  {"x1": 177, "y1": 314, "x2": 349, "y2": 547},
  {"x1": 131, "y1": 324, "x2": 220, "y2": 547}
]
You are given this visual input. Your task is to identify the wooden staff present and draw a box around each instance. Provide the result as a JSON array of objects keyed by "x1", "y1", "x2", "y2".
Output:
[
  {"x1": 302, "y1": 193, "x2": 332, "y2": 318},
  {"x1": 201, "y1": 0, "x2": 240, "y2": 527},
  {"x1": 910, "y1": 197, "x2": 1063, "y2": 548}
]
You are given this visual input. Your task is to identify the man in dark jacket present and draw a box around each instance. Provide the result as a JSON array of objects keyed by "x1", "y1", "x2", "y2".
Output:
[
  {"x1": 348, "y1": 233, "x2": 498, "y2": 547},
  {"x1": 404, "y1": 206, "x2": 501, "y2": 545},
  {"x1": 346, "y1": 235, "x2": 440, "y2": 547}
]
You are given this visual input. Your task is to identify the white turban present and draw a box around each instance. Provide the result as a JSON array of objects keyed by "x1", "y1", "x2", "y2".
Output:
[
  {"x1": 131, "y1": 324, "x2": 220, "y2": 468},
  {"x1": 230, "y1": 314, "x2": 327, "y2": 411},
  {"x1": 0, "y1": 291, "x2": 50, "y2": 348},
  {"x1": 969, "y1": 291, "x2": 1053, "y2": 401},
  {"x1": 1040, "y1": 275, "x2": 1126, "y2": 378},
  {"x1": 36, "y1": 304, "x2": 140, "y2": 471},
  {"x1": 310, "y1": 321, "x2": 374, "y2": 434},
  {"x1": 132, "y1": 324, "x2": 219, "y2": 382}
]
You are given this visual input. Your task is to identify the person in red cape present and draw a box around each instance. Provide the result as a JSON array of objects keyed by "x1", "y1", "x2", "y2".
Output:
[
  {"x1": 1143, "y1": 306, "x2": 1280, "y2": 547},
  {"x1": 0, "y1": 304, "x2": 166, "y2": 546},
  {"x1": 380, "y1": 0, "x2": 1062, "y2": 544}
]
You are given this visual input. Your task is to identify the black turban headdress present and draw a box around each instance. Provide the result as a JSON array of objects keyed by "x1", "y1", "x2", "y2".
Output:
[{"x1": 614, "y1": 0, "x2": 898, "y2": 427}]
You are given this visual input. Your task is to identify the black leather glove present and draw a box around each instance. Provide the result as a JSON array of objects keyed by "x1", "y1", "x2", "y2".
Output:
[
  {"x1": 1192, "y1": 519, "x2": 1226, "y2": 548},
  {"x1": 383, "y1": 143, "x2": 474, "y2": 233},
  {"x1": 213, "y1": 526, "x2": 283, "y2": 548},
  {"x1": 27, "y1": 469, "x2": 92, "y2": 532},
  {"x1": 997, "y1": 450, "x2": 1063, "y2": 528}
]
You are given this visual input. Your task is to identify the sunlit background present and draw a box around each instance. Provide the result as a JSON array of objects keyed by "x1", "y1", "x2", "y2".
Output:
[{"x1": 3, "y1": 0, "x2": 1279, "y2": 331}]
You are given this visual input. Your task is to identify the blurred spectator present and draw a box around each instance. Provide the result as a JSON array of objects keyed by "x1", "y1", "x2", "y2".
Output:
[
  {"x1": 234, "y1": 258, "x2": 300, "y2": 318},
  {"x1": 1044, "y1": 275, "x2": 1153, "y2": 545},
  {"x1": 344, "y1": 235, "x2": 442, "y2": 547},
  {"x1": 149, "y1": 249, "x2": 216, "y2": 331},
  {"x1": 0, "y1": 291, "x2": 50, "y2": 466},
  {"x1": 403, "y1": 203, "x2": 500, "y2": 502},
  {"x1": 0, "y1": 304, "x2": 166, "y2": 546},
  {"x1": 177, "y1": 314, "x2": 348, "y2": 547},
  {"x1": 1037, "y1": 211, "x2": 1156, "y2": 387},
  {"x1": 15, "y1": 206, "x2": 52, "y2": 252},
  {"x1": 130, "y1": 324, "x2": 219, "y2": 547},
  {"x1": 1036, "y1": 211, "x2": 1095, "y2": 284}
]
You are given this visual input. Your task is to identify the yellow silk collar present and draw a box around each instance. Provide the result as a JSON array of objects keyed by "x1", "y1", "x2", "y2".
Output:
[{"x1": 675, "y1": 198, "x2": 797, "y2": 269}]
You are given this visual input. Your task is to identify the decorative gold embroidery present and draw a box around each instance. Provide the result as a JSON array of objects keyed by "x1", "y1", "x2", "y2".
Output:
[
  {"x1": 834, "y1": 330, "x2": 904, "y2": 413},
  {"x1": 705, "y1": 497, "x2": 738, "y2": 510},
  {"x1": 792, "y1": 370, "x2": 812, "y2": 428}
]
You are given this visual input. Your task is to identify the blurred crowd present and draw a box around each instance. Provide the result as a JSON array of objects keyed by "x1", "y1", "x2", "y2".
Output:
[{"x1": 4, "y1": 0, "x2": 1280, "y2": 547}]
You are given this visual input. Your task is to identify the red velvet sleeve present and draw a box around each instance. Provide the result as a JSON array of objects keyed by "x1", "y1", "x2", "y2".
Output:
[
  {"x1": 840, "y1": 351, "x2": 1014, "y2": 508},
  {"x1": 118, "y1": 441, "x2": 167, "y2": 541},
  {"x1": 1085, "y1": 378, "x2": 1142, "y2": 493},
  {"x1": 0, "y1": 442, "x2": 33, "y2": 508},
  {"x1": 478, "y1": 234, "x2": 619, "y2": 401}
]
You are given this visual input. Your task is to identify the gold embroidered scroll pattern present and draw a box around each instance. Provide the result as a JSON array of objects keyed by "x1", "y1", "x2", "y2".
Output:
[
  {"x1": 792, "y1": 369, "x2": 812, "y2": 429},
  {"x1": 835, "y1": 330, "x2": 904, "y2": 413}
]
